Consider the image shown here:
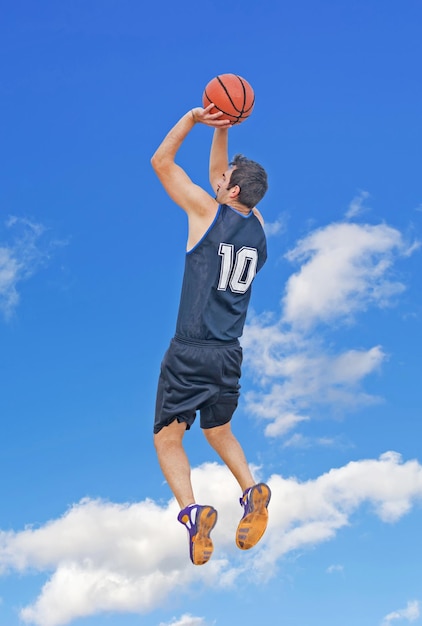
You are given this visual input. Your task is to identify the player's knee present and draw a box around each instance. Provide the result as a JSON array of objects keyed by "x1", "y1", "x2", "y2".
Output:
[
  {"x1": 153, "y1": 432, "x2": 164, "y2": 452},
  {"x1": 154, "y1": 420, "x2": 186, "y2": 452},
  {"x1": 203, "y1": 422, "x2": 231, "y2": 445}
]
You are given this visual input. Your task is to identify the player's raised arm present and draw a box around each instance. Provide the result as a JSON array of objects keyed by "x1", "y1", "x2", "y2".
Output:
[{"x1": 209, "y1": 128, "x2": 229, "y2": 195}]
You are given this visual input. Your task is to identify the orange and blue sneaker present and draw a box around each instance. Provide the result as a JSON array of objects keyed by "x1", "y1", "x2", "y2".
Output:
[
  {"x1": 177, "y1": 504, "x2": 218, "y2": 565},
  {"x1": 236, "y1": 483, "x2": 271, "y2": 550}
]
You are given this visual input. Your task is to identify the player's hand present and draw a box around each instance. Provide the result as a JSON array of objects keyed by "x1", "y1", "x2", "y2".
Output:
[{"x1": 191, "y1": 105, "x2": 231, "y2": 127}]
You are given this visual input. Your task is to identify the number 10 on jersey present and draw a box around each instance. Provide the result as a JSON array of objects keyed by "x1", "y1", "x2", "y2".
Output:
[{"x1": 217, "y1": 243, "x2": 258, "y2": 294}]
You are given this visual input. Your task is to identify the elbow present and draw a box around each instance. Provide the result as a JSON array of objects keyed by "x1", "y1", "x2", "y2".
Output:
[
  {"x1": 150, "y1": 151, "x2": 169, "y2": 174},
  {"x1": 150, "y1": 152, "x2": 160, "y2": 172}
]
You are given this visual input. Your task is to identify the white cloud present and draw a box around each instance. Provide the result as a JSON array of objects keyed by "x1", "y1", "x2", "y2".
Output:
[
  {"x1": 241, "y1": 219, "x2": 418, "y2": 438},
  {"x1": 326, "y1": 564, "x2": 344, "y2": 574},
  {"x1": 0, "y1": 247, "x2": 20, "y2": 316},
  {"x1": 282, "y1": 222, "x2": 412, "y2": 329},
  {"x1": 264, "y1": 215, "x2": 287, "y2": 237},
  {"x1": 0, "y1": 216, "x2": 56, "y2": 319},
  {"x1": 243, "y1": 324, "x2": 386, "y2": 435},
  {"x1": 346, "y1": 190, "x2": 371, "y2": 219},
  {"x1": 251, "y1": 451, "x2": 422, "y2": 577},
  {"x1": 381, "y1": 600, "x2": 420, "y2": 625},
  {"x1": 265, "y1": 414, "x2": 309, "y2": 438},
  {"x1": 1, "y1": 453, "x2": 422, "y2": 625},
  {"x1": 159, "y1": 614, "x2": 209, "y2": 626},
  {"x1": 283, "y1": 434, "x2": 337, "y2": 449}
]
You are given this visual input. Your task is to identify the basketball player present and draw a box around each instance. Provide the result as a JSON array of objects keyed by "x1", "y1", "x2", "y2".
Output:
[{"x1": 151, "y1": 104, "x2": 271, "y2": 566}]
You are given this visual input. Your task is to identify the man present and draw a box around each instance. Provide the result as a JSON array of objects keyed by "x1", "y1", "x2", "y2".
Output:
[{"x1": 151, "y1": 103, "x2": 271, "y2": 566}]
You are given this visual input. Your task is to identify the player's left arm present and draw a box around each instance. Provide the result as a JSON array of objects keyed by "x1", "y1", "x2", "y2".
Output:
[{"x1": 209, "y1": 128, "x2": 229, "y2": 193}]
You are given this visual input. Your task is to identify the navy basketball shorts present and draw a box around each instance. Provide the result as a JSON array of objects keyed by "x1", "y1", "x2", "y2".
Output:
[{"x1": 154, "y1": 335, "x2": 243, "y2": 434}]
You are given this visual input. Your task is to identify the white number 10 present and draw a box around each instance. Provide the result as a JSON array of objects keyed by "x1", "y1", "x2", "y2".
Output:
[{"x1": 218, "y1": 243, "x2": 258, "y2": 294}]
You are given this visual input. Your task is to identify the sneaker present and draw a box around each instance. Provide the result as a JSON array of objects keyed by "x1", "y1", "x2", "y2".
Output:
[
  {"x1": 236, "y1": 483, "x2": 271, "y2": 550},
  {"x1": 177, "y1": 504, "x2": 218, "y2": 565}
]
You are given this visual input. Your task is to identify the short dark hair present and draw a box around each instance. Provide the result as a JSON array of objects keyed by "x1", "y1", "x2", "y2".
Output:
[{"x1": 227, "y1": 154, "x2": 268, "y2": 209}]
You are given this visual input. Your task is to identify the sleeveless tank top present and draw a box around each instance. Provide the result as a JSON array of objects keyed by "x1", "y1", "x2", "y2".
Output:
[{"x1": 175, "y1": 204, "x2": 267, "y2": 341}]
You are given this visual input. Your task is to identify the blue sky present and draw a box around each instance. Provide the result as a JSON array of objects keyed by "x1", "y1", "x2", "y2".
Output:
[{"x1": 1, "y1": 1, "x2": 421, "y2": 625}]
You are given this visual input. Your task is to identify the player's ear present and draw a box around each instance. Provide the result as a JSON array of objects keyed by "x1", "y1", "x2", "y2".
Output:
[{"x1": 229, "y1": 184, "x2": 241, "y2": 199}]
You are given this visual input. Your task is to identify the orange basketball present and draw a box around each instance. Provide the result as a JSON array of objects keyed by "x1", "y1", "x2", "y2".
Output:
[{"x1": 202, "y1": 74, "x2": 255, "y2": 125}]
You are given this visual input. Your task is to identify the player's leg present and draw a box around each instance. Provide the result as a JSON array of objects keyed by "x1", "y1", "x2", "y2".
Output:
[
  {"x1": 153, "y1": 419, "x2": 194, "y2": 509},
  {"x1": 203, "y1": 421, "x2": 271, "y2": 551},
  {"x1": 154, "y1": 339, "x2": 227, "y2": 565},
  {"x1": 154, "y1": 420, "x2": 218, "y2": 566},
  {"x1": 203, "y1": 422, "x2": 255, "y2": 492}
]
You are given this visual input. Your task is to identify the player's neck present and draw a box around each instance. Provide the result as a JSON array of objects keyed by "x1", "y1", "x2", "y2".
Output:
[{"x1": 227, "y1": 201, "x2": 253, "y2": 216}]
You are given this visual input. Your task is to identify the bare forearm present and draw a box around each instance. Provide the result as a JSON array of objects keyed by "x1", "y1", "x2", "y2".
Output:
[
  {"x1": 151, "y1": 111, "x2": 195, "y2": 170},
  {"x1": 209, "y1": 128, "x2": 229, "y2": 187}
]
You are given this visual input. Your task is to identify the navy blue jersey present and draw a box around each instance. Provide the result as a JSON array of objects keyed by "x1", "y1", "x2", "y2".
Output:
[{"x1": 175, "y1": 204, "x2": 267, "y2": 341}]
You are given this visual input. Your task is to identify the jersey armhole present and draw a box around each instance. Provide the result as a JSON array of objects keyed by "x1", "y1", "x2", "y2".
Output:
[{"x1": 187, "y1": 205, "x2": 222, "y2": 254}]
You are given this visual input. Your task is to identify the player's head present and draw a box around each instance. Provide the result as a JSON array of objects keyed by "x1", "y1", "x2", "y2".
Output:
[{"x1": 227, "y1": 154, "x2": 268, "y2": 209}]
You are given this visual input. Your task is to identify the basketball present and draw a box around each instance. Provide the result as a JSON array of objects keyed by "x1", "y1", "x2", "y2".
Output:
[{"x1": 202, "y1": 74, "x2": 255, "y2": 125}]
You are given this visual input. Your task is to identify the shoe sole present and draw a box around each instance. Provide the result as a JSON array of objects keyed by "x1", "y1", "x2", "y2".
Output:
[
  {"x1": 191, "y1": 506, "x2": 218, "y2": 566},
  {"x1": 236, "y1": 483, "x2": 271, "y2": 550}
]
